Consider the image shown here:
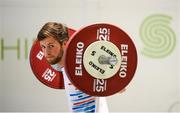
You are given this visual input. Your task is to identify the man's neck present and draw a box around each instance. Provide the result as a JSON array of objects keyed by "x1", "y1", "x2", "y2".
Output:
[
  {"x1": 51, "y1": 56, "x2": 65, "y2": 71},
  {"x1": 51, "y1": 62, "x2": 64, "y2": 72}
]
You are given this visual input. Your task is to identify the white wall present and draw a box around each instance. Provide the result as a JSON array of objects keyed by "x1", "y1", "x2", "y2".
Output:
[{"x1": 0, "y1": 0, "x2": 179, "y2": 112}]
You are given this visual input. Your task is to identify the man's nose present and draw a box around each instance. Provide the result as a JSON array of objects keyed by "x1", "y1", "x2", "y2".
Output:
[{"x1": 44, "y1": 47, "x2": 51, "y2": 55}]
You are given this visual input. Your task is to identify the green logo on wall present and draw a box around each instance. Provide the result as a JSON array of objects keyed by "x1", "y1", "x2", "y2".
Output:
[
  {"x1": 140, "y1": 14, "x2": 176, "y2": 58},
  {"x1": 0, "y1": 38, "x2": 34, "y2": 60}
]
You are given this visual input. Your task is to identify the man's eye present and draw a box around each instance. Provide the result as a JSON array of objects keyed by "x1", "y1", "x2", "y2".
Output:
[
  {"x1": 49, "y1": 45, "x2": 54, "y2": 48},
  {"x1": 41, "y1": 46, "x2": 46, "y2": 49}
]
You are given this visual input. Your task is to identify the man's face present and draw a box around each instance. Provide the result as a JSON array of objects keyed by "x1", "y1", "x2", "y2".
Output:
[{"x1": 40, "y1": 37, "x2": 64, "y2": 65}]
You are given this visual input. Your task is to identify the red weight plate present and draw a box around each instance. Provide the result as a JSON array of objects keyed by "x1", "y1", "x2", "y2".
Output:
[
  {"x1": 29, "y1": 28, "x2": 76, "y2": 89},
  {"x1": 65, "y1": 24, "x2": 137, "y2": 96}
]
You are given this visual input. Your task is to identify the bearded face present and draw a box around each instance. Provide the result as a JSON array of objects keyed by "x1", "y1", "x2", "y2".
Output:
[{"x1": 40, "y1": 36, "x2": 64, "y2": 65}]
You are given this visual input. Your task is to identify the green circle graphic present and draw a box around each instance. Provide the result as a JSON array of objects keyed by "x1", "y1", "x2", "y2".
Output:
[{"x1": 140, "y1": 14, "x2": 176, "y2": 58}]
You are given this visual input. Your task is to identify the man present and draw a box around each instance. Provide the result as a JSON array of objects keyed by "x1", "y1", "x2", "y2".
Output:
[{"x1": 37, "y1": 22, "x2": 109, "y2": 112}]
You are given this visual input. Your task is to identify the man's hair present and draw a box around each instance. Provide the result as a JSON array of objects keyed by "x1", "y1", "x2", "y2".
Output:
[{"x1": 37, "y1": 22, "x2": 69, "y2": 43}]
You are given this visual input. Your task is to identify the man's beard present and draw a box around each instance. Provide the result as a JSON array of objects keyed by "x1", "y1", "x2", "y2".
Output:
[{"x1": 47, "y1": 50, "x2": 63, "y2": 65}]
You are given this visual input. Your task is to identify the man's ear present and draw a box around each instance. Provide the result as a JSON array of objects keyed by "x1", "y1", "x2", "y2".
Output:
[
  {"x1": 63, "y1": 39, "x2": 68, "y2": 45},
  {"x1": 62, "y1": 39, "x2": 68, "y2": 49}
]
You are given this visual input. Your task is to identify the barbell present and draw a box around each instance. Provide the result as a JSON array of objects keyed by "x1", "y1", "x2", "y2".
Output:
[{"x1": 29, "y1": 23, "x2": 137, "y2": 96}]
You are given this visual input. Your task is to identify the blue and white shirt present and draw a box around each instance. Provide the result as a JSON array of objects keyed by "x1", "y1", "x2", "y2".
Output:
[{"x1": 51, "y1": 64, "x2": 109, "y2": 113}]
